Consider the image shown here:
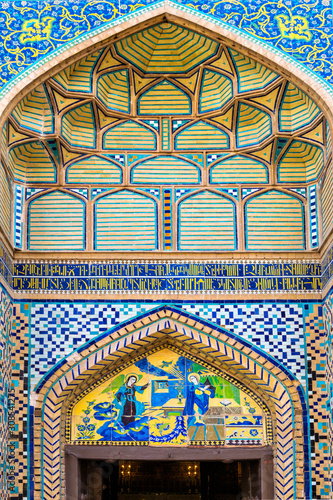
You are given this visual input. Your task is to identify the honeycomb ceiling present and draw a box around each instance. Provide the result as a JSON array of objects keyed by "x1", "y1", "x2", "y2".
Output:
[
  {"x1": 114, "y1": 23, "x2": 219, "y2": 73},
  {"x1": 1, "y1": 22, "x2": 330, "y2": 252},
  {"x1": 4, "y1": 22, "x2": 327, "y2": 189}
]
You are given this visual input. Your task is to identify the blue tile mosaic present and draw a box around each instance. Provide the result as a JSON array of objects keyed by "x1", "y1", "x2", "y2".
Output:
[
  {"x1": 0, "y1": 0, "x2": 332, "y2": 102},
  {"x1": 28, "y1": 300, "x2": 307, "y2": 389},
  {"x1": 242, "y1": 188, "x2": 261, "y2": 199},
  {"x1": 14, "y1": 185, "x2": 23, "y2": 249},
  {"x1": 309, "y1": 185, "x2": 319, "y2": 248}
]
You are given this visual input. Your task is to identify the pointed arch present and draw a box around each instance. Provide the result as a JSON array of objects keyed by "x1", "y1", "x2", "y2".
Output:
[
  {"x1": 245, "y1": 189, "x2": 305, "y2": 251},
  {"x1": 103, "y1": 120, "x2": 157, "y2": 150},
  {"x1": 61, "y1": 102, "x2": 96, "y2": 149},
  {"x1": 32, "y1": 306, "x2": 309, "y2": 500},
  {"x1": 177, "y1": 190, "x2": 236, "y2": 251},
  {"x1": 131, "y1": 155, "x2": 201, "y2": 184},
  {"x1": 175, "y1": 121, "x2": 229, "y2": 150},
  {"x1": 209, "y1": 154, "x2": 268, "y2": 184},
  {"x1": 28, "y1": 190, "x2": 86, "y2": 250},
  {"x1": 66, "y1": 155, "x2": 122, "y2": 184},
  {"x1": 94, "y1": 189, "x2": 158, "y2": 251},
  {"x1": 138, "y1": 80, "x2": 191, "y2": 115}
]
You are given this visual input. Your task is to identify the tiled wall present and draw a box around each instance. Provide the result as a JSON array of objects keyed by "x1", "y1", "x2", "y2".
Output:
[
  {"x1": 323, "y1": 292, "x2": 333, "y2": 495},
  {"x1": 0, "y1": 2, "x2": 332, "y2": 498},
  {"x1": 0, "y1": 291, "x2": 327, "y2": 499},
  {"x1": 0, "y1": 288, "x2": 12, "y2": 500},
  {"x1": 0, "y1": 0, "x2": 332, "y2": 99}
]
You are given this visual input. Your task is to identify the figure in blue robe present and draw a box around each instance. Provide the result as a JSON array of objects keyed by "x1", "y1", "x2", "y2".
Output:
[
  {"x1": 114, "y1": 374, "x2": 150, "y2": 427},
  {"x1": 183, "y1": 373, "x2": 215, "y2": 425}
]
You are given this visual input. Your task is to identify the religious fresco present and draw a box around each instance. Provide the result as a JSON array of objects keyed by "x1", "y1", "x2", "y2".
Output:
[{"x1": 69, "y1": 348, "x2": 270, "y2": 446}]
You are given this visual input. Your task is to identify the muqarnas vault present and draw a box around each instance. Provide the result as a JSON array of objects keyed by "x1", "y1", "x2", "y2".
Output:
[{"x1": 0, "y1": 6, "x2": 332, "y2": 500}]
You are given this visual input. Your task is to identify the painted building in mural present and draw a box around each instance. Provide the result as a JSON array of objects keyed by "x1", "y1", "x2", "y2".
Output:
[{"x1": 0, "y1": 1, "x2": 333, "y2": 499}]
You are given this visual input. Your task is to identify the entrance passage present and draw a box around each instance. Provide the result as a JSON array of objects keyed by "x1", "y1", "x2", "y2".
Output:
[{"x1": 79, "y1": 460, "x2": 261, "y2": 500}]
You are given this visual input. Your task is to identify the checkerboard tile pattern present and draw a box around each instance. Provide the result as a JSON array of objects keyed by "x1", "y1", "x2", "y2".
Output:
[
  {"x1": 29, "y1": 302, "x2": 161, "y2": 387},
  {"x1": 68, "y1": 188, "x2": 88, "y2": 199},
  {"x1": 11, "y1": 303, "x2": 30, "y2": 500},
  {"x1": 182, "y1": 303, "x2": 307, "y2": 384},
  {"x1": 0, "y1": 289, "x2": 12, "y2": 500},
  {"x1": 241, "y1": 188, "x2": 261, "y2": 199},
  {"x1": 304, "y1": 304, "x2": 330, "y2": 499},
  {"x1": 91, "y1": 188, "x2": 110, "y2": 199},
  {"x1": 324, "y1": 293, "x2": 333, "y2": 495},
  {"x1": 8, "y1": 297, "x2": 331, "y2": 499},
  {"x1": 289, "y1": 187, "x2": 307, "y2": 198},
  {"x1": 175, "y1": 188, "x2": 194, "y2": 200},
  {"x1": 219, "y1": 188, "x2": 239, "y2": 199},
  {"x1": 29, "y1": 302, "x2": 308, "y2": 389}
]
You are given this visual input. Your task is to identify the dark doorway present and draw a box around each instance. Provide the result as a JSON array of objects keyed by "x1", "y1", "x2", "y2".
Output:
[{"x1": 79, "y1": 459, "x2": 261, "y2": 500}]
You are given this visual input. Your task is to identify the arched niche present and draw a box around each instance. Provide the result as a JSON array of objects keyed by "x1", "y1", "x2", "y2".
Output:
[
  {"x1": 0, "y1": 9, "x2": 331, "y2": 255},
  {"x1": 32, "y1": 306, "x2": 308, "y2": 500}
]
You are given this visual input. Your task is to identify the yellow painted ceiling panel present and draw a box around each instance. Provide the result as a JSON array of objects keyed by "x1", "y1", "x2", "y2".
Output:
[
  {"x1": 115, "y1": 23, "x2": 219, "y2": 73},
  {"x1": 138, "y1": 80, "x2": 191, "y2": 115}
]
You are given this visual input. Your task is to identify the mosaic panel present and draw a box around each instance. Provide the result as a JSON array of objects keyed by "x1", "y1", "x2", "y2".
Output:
[
  {"x1": 0, "y1": 0, "x2": 332, "y2": 98},
  {"x1": 68, "y1": 347, "x2": 269, "y2": 447},
  {"x1": 36, "y1": 307, "x2": 307, "y2": 500},
  {"x1": 304, "y1": 304, "x2": 331, "y2": 499},
  {"x1": 0, "y1": 288, "x2": 12, "y2": 500},
  {"x1": 323, "y1": 292, "x2": 333, "y2": 495},
  {"x1": 29, "y1": 300, "x2": 309, "y2": 391}
]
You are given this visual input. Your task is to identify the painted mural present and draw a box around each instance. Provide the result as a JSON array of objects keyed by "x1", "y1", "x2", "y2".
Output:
[{"x1": 69, "y1": 348, "x2": 268, "y2": 446}]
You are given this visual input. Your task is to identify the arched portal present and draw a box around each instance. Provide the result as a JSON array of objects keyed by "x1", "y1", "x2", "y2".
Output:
[
  {"x1": 32, "y1": 306, "x2": 308, "y2": 500},
  {"x1": 0, "y1": 7, "x2": 329, "y2": 500},
  {"x1": 2, "y1": 17, "x2": 330, "y2": 255}
]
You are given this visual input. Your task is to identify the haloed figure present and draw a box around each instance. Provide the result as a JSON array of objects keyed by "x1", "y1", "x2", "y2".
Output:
[
  {"x1": 184, "y1": 373, "x2": 215, "y2": 425},
  {"x1": 114, "y1": 374, "x2": 150, "y2": 427}
]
